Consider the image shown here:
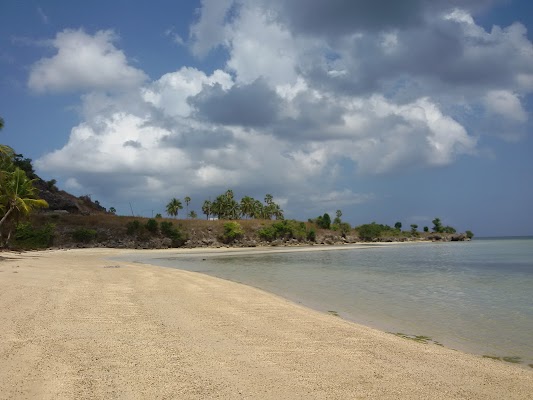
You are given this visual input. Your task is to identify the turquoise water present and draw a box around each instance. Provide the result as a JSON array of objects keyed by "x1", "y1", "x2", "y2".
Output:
[{"x1": 123, "y1": 238, "x2": 533, "y2": 366}]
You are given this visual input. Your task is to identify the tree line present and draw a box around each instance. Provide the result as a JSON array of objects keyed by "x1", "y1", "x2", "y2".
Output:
[{"x1": 165, "y1": 189, "x2": 284, "y2": 220}]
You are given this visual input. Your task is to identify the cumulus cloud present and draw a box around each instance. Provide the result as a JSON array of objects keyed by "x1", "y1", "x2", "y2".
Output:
[
  {"x1": 28, "y1": 29, "x2": 147, "y2": 93},
  {"x1": 34, "y1": 1, "x2": 532, "y2": 216}
]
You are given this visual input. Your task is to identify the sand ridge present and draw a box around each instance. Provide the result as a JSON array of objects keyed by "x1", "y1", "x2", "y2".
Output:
[{"x1": 0, "y1": 248, "x2": 531, "y2": 399}]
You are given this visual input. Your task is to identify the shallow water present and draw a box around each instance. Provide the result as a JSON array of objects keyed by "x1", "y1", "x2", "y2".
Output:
[{"x1": 121, "y1": 238, "x2": 533, "y2": 367}]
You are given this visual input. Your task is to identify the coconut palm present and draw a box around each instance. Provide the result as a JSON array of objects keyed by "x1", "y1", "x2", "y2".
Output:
[
  {"x1": 184, "y1": 196, "x2": 191, "y2": 218},
  {"x1": 202, "y1": 200, "x2": 212, "y2": 220},
  {"x1": 166, "y1": 198, "x2": 183, "y2": 219},
  {"x1": 0, "y1": 168, "x2": 48, "y2": 243}
]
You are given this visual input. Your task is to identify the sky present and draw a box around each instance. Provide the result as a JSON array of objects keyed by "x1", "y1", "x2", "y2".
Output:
[{"x1": 1, "y1": 0, "x2": 532, "y2": 236}]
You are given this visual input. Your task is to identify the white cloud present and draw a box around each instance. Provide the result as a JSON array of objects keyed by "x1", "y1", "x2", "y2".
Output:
[
  {"x1": 484, "y1": 90, "x2": 527, "y2": 122},
  {"x1": 28, "y1": 29, "x2": 147, "y2": 93},
  {"x1": 33, "y1": 2, "x2": 533, "y2": 217}
]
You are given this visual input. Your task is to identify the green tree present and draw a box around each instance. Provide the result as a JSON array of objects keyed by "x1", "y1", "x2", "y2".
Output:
[
  {"x1": 423, "y1": 226, "x2": 429, "y2": 232},
  {"x1": 202, "y1": 200, "x2": 212, "y2": 220},
  {"x1": 188, "y1": 210, "x2": 197, "y2": 219},
  {"x1": 240, "y1": 196, "x2": 255, "y2": 219},
  {"x1": 184, "y1": 196, "x2": 191, "y2": 217},
  {"x1": 432, "y1": 218, "x2": 444, "y2": 233},
  {"x1": 317, "y1": 213, "x2": 331, "y2": 229},
  {"x1": 333, "y1": 209, "x2": 342, "y2": 225},
  {"x1": 108, "y1": 207, "x2": 116, "y2": 214},
  {"x1": 166, "y1": 198, "x2": 183, "y2": 218},
  {"x1": 410, "y1": 224, "x2": 418, "y2": 235},
  {"x1": 155, "y1": 213, "x2": 162, "y2": 218},
  {"x1": 0, "y1": 168, "x2": 48, "y2": 244},
  {"x1": 465, "y1": 230, "x2": 474, "y2": 239},
  {"x1": 394, "y1": 221, "x2": 402, "y2": 230}
]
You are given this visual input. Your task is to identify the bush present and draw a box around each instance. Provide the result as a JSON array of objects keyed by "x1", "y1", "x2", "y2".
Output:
[
  {"x1": 356, "y1": 222, "x2": 387, "y2": 241},
  {"x1": 307, "y1": 228, "x2": 316, "y2": 242},
  {"x1": 126, "y1": 220, "x2": 142, "y2": 235},
  {"x1": 465, "y1": 230, "x2": 474, "y2": 239},
  {"x1": 145, "y1": 219, "x2": 159, "y2": 233},
  {"x1": 258, "y1": 220, "x2": 309, "y2": 242},
  {"x1": 12, "y1": 222, "x2": 55, "y2": 249},
  {"x1": 160, "y1": 221, "x2": 186, "y2": 246},
  {"x1": 72, "y1": 228, "x2": 97, "y2": 243},
  {"x1": 222, "y1": 221, "x2": 244, "y2": 243}
]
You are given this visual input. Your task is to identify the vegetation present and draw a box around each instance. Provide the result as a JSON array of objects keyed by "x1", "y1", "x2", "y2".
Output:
[
  {"x1": 258, "y1": 219, "x2": 309, "y2": 242},
  {"x1": 12, "y1": 222, "x2": 55, "y2": 249},
  {"x1": 166, "y1": 198, "x2": 183, "y2": 218},
  {"x1": 72, "y1": 228, "x2": 97, "y2": 243},
  {"x1": 465, "y1": 230, "x2": 474, "y2": 239},
  {"x1": 221, "y1": 221, "x2": 244, "y2": 243},
  {"x1": 0, "y1": 121, "x2": 49, "y2": 247}
]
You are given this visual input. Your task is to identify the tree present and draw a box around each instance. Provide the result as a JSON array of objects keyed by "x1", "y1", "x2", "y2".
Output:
[
  {"x1": 166, "y1": 198, "x2": 183, "y2": 218},
  {"x1": 188, "y1": 210, "x2": 197, "y2": 219},
  {"x1": 202, "y1": 200, "x2": 212, "y2": 220},
  {"x1": 394, "y1": 221, "x2": 402, "y2": 230},
  {"x1": 317, "y1": 213, "x2": 331, "y2": 229},
  {"x1": 0, "y1": 168, "x2": 48, "y2": 244},
  {"x1": 184, "y1": 196, "x2": 191, "y2": 218},
  {"x1": 423, "y1": 226, "x2": 429, "y2": 232},
  {"x1": 0, "y1": 117, "x2": 4, "y2": 130},
  {"x1": 108, "y1": 207, "x2": 116, "y2": 214},
  {"x1": 333, "y1": 209, "x2": 342, "y2": 225},
  {"x1": 432, "y1": 218, "x2": 443, "y2": 233},
  {"x1": 240, "y1": 196, "x2": 254, "y2": 219},
  {"x1": 465, "y1": 230, "x2": 474, "y2": 239},
  {"x1": 410, "y1": 224, "x2": 418, "y2": 235}
]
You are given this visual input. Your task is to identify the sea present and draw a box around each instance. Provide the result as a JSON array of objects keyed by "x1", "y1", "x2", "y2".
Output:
[{"x1": 120, "y1": 237, "x2": 533, "y2": 367}]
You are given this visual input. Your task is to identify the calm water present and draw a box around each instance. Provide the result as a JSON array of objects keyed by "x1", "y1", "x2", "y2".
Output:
[{"x1": 122, "y1": 238, "x2": 533, "y2": 366}]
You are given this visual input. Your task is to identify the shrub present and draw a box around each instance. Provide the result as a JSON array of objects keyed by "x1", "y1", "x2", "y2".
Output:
[
  {"x1": 72, "y1": 228, "x2": 97, "y2": 243},
  {"x1": 258, "y1": 220, "x2": 309, "y2": 242},
  {"x1": 356, "y1": 222, "x2": 387, "y2": 241},
  {"x1": 12, "y1": 222, "x2": 55, "y2": 249},
  {"x1": 126, "y1": 220, "x2": 142, "y2": 235},
  {"x1": 465, "y1": 230, "x2": 474, "y2": 239},
  {"x1": 222, "y1": 221, "x2": 244, "y2": 243},
  {"x1": 160, "y1": 221, "x2": 186, "y2": 246},
  {"x1": 307, "y1": 228, "x2": 316, "y2": 242},
  {"x1": 145, "y1": 219, "x2": 159, "y2": 233}
]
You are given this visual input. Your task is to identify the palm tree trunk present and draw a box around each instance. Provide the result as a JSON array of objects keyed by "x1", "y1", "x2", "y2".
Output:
[{"x1": 0, "y1": 205, "x2": 14, "y2": 228}]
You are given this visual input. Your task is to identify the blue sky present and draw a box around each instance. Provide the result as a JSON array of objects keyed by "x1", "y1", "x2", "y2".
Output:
[{"x1": 1, "y1": 0, "x2": 532, "y2": 236}]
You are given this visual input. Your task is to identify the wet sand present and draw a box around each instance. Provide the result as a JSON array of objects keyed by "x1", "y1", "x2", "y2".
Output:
[{"x1": 0, "y1": 248, "x2": 531, "y2": 399}]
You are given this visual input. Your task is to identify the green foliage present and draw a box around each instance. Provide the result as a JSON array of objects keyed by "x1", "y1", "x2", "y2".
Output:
[
  {"x1": 432, "y1": 218, "x2": 443, "y2": 233},
  {"x1": 72, "y1": 228, "x2": 97, "y2": 243},
  {"x1": 155, "y1": 213, "x2": 162, "y2": 218},
  {"x1": 45, "y1": 179, "x2": 58, "y2": 192},
  {"x1": 12, "y1": 154, "x2": 37, "y2": 179},
  {"x1": 126, "y1": 220, "x2": 142, "y2": 235},
  {"x1": 12, "y1": 222, "x2": 55, "y2": 249},
  {"x1": 423, "y1": 226, "x2": 429, "y2": 232},
  {"x1": 166, "y1": 198, "x2": 183, "y2": 218},
  {"x1": 188, "y1": 210, "x2": 198, "y2": 219},
  {"x1": 332, "y1": 222, "x2": 352, "y2": 237},
  {"x1": 315, "y1": 213, "x2": 331, "y2": 229},
  {"x1": 443, "y1": 226, "x2": 456, "y2": 234},
  {"x1": 108, "y1": 207, "x2": 116, "y2": 214},
  {"x1": 465, "y1": 230, "x2": 474, "y2": 239},
  {"x1": 394, "y1": 221, "x2": 402, "y2": 230},
  {"x1": 160, "y1": 221, "x2": 186, "y2": 245},
  {"x1": 221, "y1": 221, "x2": 244, "y2": 243},
  {"x1": 307, "y1": 228, "x2": 316, "y2": 242},
  {"x1": 258, "y1": 220, "x2": 309, "y2": 242},
  {"x1": 356, "y1": 222, "x2": 390, "y2": 241},
  {"x1": 145, "y1": 219, "x2": 159, "y2": 233},
  {"x1": 410, "y1": 224, "x2": 418, "y2": 235}
]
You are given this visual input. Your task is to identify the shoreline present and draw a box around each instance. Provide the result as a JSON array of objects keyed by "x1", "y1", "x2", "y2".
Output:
[{"x1": 1, "y1": 248, "x2": 531, "y2": 399}]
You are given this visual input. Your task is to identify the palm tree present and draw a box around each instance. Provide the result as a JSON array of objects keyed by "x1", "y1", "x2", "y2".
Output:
[
  {"x1": 166, "y1": 198, "x2": 183, "y2": 219},
  {"x1": 240, "y1": 196, "x2": 254, "y2": 219},
  {"x1": 0, "y1": 117, "x2": 4, "y2": 130},
  {"x1": 184, "y1": 196, "x2": 191, "y2": 218},
  {"x1": 202, "y1": 200, "x2": 212, "y2": 220},
  {"x1": 0, "y1": 168, "x2": 48, "y2": 243},
  {"x1": 188, "y1": 210, "x2": 197, "y2": 219}
]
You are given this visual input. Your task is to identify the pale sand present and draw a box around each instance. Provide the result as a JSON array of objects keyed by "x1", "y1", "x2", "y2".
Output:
[{"x1": 0, "y1": 248, "x2": 531, "y2": 399}]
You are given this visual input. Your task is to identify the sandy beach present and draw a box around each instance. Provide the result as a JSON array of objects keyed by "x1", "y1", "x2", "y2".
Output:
[{"x1": 0, "y1": 248, "x2": 531, "y2": 399}]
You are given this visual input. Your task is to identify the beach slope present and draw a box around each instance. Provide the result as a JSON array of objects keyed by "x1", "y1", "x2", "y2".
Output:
[{"x1": 0, "y1": 249, "x2": 531, "y2": 399}]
